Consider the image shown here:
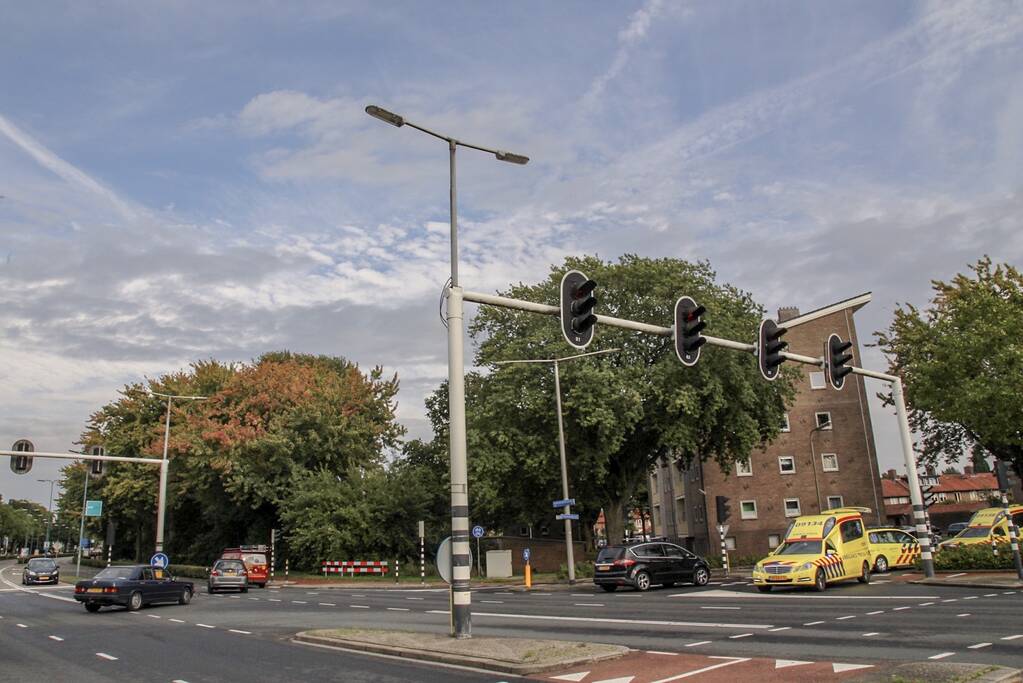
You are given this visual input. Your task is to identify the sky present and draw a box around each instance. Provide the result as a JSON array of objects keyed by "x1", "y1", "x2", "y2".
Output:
[{"x1": 2, "y1": 0, "x2": 1022, "y2": 507}]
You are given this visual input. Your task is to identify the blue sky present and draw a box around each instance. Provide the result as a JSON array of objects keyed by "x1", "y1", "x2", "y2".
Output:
[{"x1": 2, "y1": 1, "x2": 1022, "y2": 505}]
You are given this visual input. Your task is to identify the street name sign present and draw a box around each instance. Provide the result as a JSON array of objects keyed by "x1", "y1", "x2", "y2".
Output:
[
  {"x1": 552, "y1": 498, "x2": 575, "y2": 508},
  {"x1": 555, "y1": 513, "x2": 579, "y2": 521}
]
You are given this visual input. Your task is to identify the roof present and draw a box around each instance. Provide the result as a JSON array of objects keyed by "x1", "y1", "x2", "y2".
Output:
[
  {"x1": 881, "y1": 478, "x2": 910, "y2": 498},
  {"x1": 931, "y1": 473, "x2": 999, "y2": 493},
  {"x1": 781, "y1": 292, "x2": 872, "y2": 328}
]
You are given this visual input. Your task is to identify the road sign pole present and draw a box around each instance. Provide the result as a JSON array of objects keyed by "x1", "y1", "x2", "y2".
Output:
[
  {"x1": 76, "y1": 470, "x2": 89, "y2": 580},
  {"x1": 891, "y1": 378, "x2": 935, "y2": 579},
  {"x1": 552, "y1": 360, "x2": 577, "y2": 585}
]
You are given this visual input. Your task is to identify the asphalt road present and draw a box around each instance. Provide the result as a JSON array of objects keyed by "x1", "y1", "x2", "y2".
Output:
[{"x1": 2, "y1": 560, "x2": 1021, "y2": 682}]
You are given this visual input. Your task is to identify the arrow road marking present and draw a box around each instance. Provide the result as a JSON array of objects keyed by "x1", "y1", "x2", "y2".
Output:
[
  {"x1": 550, "y1": 673, "x2": 589, "y2": 682},
  {"x1": 650, "y1": 657, "x2": 750, "y2": 682},
  {"x1": 833, "y1": 663, "x2": 873, "y2": 673},
  {"x1": 775, "y1": 659, "x2": 813, "y2": 669}
]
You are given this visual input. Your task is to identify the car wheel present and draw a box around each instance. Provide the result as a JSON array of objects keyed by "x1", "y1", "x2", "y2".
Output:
[
  {"x1": 692, "y1": 567, "x2": 710, "y2": 586},
  {"x1": 600, "y1": 585, "x2": 618, "y2": 592},
  {"x1": 814, "y1": 568, "x2": 827, "y2": 592},
  {"x1": 634, "y1": 570, "x2": 652, "y2": 592},
  {"x1": 127, "y1": 591, "x2": 143, "y2": 611},
  {"x1": 858, "y1": 561, "x2": 871, "y2": 584},
  {"x1": 874, "y1": 555, "x2": 888, "y2": 573},
  {"x1": 757, "y1": 586, "x2": 773, "y2": 593},
  {"x1": 207, "y1": 584, "x2": 215, "y2": 594},
  {"x1": 179, "y1": 588, "x2": 192, "y2": 605},
  {"x1": 85, "y1": 603, "x2": 101, "y2": 613}
]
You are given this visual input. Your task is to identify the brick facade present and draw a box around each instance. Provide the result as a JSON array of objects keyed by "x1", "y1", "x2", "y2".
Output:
[{"x1": 649, "y1": 295, "x2": 884, "y2": 559}]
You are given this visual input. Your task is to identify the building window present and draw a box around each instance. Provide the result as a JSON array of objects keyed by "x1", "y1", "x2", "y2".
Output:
[
  {"x1": 724, "y1": 537, "x2": 737, "y2": 550},
  {"x1": 821, "y1": 453, "x2": 839, "y2": 472},
  {"x1": 540, "y1": 525, "x2": 550, "y2": 536},
  {"x1": 735, "y1": 459, "x2": 753, "y2": 477},
  {"x1": 778, "y1": 456, "x2": 796, "y2": 474},
  {"x1": 815, "y1": 412, "x2": 832, "y2": 430},
  {"x1": 740, "y1": 500, "x2": 758, "y2": 520},
  {"x1": 519, "y1": 526, "x2": 529, "y2": 536},
  {"x1": 784, "y1": 498, "x2": 801, "y2": 517},
  {"x1": 781, "y1": 413, "x2": 790, "y2": 432},
  {"x1": 827, "y1": 495, "x2": 844, "y2": 509},
  {"x1": 810, "y1": 371, "x2": 826, "y2": 389},
  {"x1": 675, "y1": 497, "x2": 686, "y2": 524},
  {"x1": 768, "y1": 534, "x2": 781, "y2": 549}
]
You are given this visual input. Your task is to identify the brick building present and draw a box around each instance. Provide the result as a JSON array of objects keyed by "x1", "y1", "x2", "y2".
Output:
[
  {"x1": 882, "y1": 466, "x2": 1001, "y2": 529},
  {"x1": 648, "y1": 293, "x2": 885, "y2": 558}
]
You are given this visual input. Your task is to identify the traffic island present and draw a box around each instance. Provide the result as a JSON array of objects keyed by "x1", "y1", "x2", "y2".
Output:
[
  {"x1": 293, "y1": 628, "x2": 628, "y2": 674},
  {"x1": 853, "y1": 661, "x2": 1021, "y2": 683},
  {"x1": 910, "y1": 571, "x2": 1023, "y2": 590}
]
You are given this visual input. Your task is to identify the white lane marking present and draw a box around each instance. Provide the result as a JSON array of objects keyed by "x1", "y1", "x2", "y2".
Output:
[
  {"x1": 685, "y1": 640, "x2": 712, "y2": 647},
  {"x1": 893, "y1": 606, "x2": 910, "y2": 611},
  {"x1": 646, "y1": 651, "x2": 678, "y2": 655},
  {"x1": 306, "y1": 592, "x2": 319, "y2": 595},
  {"x1": 650, "y1": 657, "x2": 749, "y2": 682},
  {"x1": 195, "y1": 623, "x2": 215, "y2": 629},
  {"x1": 48, "y1": 635, "x2": 64, "y2": 641},
  {"x1": 946, "y1": 573, "x2": 967, "y2": 578},
  {"x1": 919, "y1": 602, "x2": 934, "y2": 606},
  {"x1": 406, "y1": 597, "x2": 424, "y2": 600},
  {"x1": 968, "y1": 643, "x2": 991, "y2": 649},
  {"x1": 872, "y1": 580, "x2": 890, "y2": 584},
  {"x1": 248, "y1": 598, "x2": 260, "y2": 601},
  {"x1": 928, "y1": 652, "x2": 956, "y2": 660},
  {"x1": 147, "y1": 614, "x2": 161, "y2": 619},
  {"x1": 387, "y1": 607, "x2": 409, "y2": 612},
  {"x1": 700, "y1": 606, "x2": 740, "y2": 610},
  {"x1": 866, "y1": 610, "x2": 884, "y2": 615},
  {"x1": 671, "y1": 589, "x2": 938, "y2": 600},
  {"x1": 776, "y1": 660, "x2": 813, "y2": 669},
  {"x1": 729, "y1": 633, "x2": 752, "y2": 639},
  {"x1": 16, "y1": 623, "x2": 28, "y2": 628},
  {"x1": 318, "y1": 602, "x2": 336, "y2": 606},
  {"x1": 571, "y1": 593, "x2": 592, "y2": 597},
  {"x1": 804, "y1": 621, "x2": 825, "y2": 626},
  {"x1": 173, "y1": 680, "x2": 190, "y2": 683},
  {"x1": 941, "y1": 599, "x2": 957, "y2": 603},
  {"x1": 291, "y1": 601, "x2": 307, "y2": 604},
  {"x1": 228, "y1": 629, "x2": 251, "y2": 634},
  {"x1": 96, "y1": 653, "x2": 118, "y2": 661},
  {"x1": 424, "y1": 610, "x2": 772, "y2": 630},
  {"x1": 350, "y1": 605, "x2": 370, "y2": 609},
  {"x1": 495, "y1": 592, "x2": 513, "y2": 595},
  {"x1": 862, "y1": 632, "x2": 879, "y2": 636},
  {"x1": 169, "y1": 618, "x2": 185, "y2": 623},
  {"x1": 833, "y1": 663, "x2": 874, "y2": 673},
  {"x1": 351, "y1": 594, "x2": 365, "y2": 597},
  {"x1": 957, "y1": 613, "x2": 971, "y2": 617},
  {"x1": 985, "y1": 593, "x2": 998, "y2": 597},
  {"x1": 1002, "y1": 634, "x2": 1023, "y2": 640},
  {"x1": 836, "y1": 615, "x2": 855, "y2": 620},
  {"x1": 1004, "y1": 591, "x2": 1017, "y2": 595},
  {"x1": 229, "y1": 596, "x2": 240, "y2": 599},
  {"x1": 481, "y1": 600, "x2": 504, "y2": 604},
  {"x1": 268, "y1": 598, "x2": 281, "y2": 602},
  {"x1": 767, "y1": 627, "x2": 790, "y2": 632},
  {"x1": 573, "y1": 603, "x2": 604, "y2": 607},
  {"x1": 963, "y1": 596, "x2": 978, "y2": 600}
]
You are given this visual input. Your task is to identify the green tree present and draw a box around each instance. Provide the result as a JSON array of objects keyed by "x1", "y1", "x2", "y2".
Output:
[
  {"x1": 971, "y1": 450, "x2": 991, "y2": 473},
  {"x1": 424, "y1": 255, "x2": 796, "y2": 545},
  {"x1": 875, "y1": 257, "x2": 1023, "y2": 475}
]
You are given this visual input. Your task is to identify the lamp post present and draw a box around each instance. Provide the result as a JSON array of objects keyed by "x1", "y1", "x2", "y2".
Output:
[
  {"x1": 366, "y1": 104, "x2": 528, "y2": 639},
  {"x1": 150, "y1": 391, "x2": 207, "y2": 554},
  {"x1": 37, "y1": 478, "x2": 58, "y2": 552},
  {"x1": 808, "y1": 425, "x2": 825, "y2": 513},
  {"x1": 494, "y1": 348, "x2": 620, "y2": 585}
]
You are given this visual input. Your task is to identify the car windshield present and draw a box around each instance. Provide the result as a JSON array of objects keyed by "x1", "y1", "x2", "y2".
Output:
[
  {"x1": 775, "y1": 540, "x2": 822, "y2": 555},
  {"x1": 95, "y1": 567, "x2": 137, "y2": 580},
  {"x1": 216, "y1": 560, "x2": 245, "y2": 570},
  {"x1": 241, "y1": 554, "x2": 266, "y2": 566},
  {"x1": 27, "y1": 559, "x2": 56, "y2": 570},
  {"x1": 956, "y1": 526, "x2": 991, "y2": 539},
  {"x1": 596, "y1": 547, "x2": 625, "y2": 562}
]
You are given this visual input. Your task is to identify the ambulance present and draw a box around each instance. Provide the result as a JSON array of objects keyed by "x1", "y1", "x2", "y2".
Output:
[
  {"x1": 938, "y1": 505, "x2": 1023, "y2": 551},
  {"x1": 752, "y1": 507, "x2": 873, "y2": 592}
]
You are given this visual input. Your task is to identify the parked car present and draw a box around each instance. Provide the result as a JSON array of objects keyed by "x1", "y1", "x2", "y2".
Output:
[
  {"x1": 208, "y1": 559, "x2": 249, "y2": 593},
  {"x1": 22, "y1": 557, "x2": 59, "y2": 585},
  {"x1": 866, "y1": 527, "x2": 920, "y2": 572},
  {"x1": 939, "y1": 506, "x2": 1023, "y2": 551},
  {"x1": 593, "y1": 541, "x2": 710, "y2": 592},
  {"x1": 74, "y1": 565, "x2": 193, "y2": 612},
  {"x1": 946, "y1": 522, "x2": 969, "y2": 537}
]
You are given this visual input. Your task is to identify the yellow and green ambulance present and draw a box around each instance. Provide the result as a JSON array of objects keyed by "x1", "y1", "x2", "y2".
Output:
[{"x1": 752, "y1": 507, "x2": 873, "y2": 592}]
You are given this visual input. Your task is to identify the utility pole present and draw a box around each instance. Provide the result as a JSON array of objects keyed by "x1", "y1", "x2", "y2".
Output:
[
  {"x1": 150, "y1": 391, "x2": 207, "y2": 554},
  {"x1": 37, "y1": 478, "x2": 58, "y2": 551}
]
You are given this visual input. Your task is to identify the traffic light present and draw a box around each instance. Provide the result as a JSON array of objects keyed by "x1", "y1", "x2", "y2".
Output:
[
  {"x1": 560, "y1": 270, "x2": 597, "y2": 350},
  {"x1": 88, "y1": 445, "x2": 105, "y2": 477},
  {"x1": 825, "y1": 333, "x2": 854, "y2": 390},
  {"x1": 715, "y1": 495, "x2": 731, "y2": 525},
  {"x1": 758, "y1": 319, "x2": 788, "y2": 381},
  {"x1": 674, "y1": 296, "x2": 707, "y2": 366},
  {"x1": 9, "y1": 439, "x2": 34, "y2": 475}
]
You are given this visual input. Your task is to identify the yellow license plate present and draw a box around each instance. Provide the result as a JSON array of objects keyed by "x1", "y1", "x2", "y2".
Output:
[
  {"x1": 767, "y1": 577, "x2": 789, "y2": 582},
  {"x1": 596, "y1": 565, "x2": 610, "y2": 571},
  {"x1": 87, "y1": 587, "x2": 104, "y2": 593},
  {"x1": 38, "y1": 576, "x2": 50, "y2": 580}
]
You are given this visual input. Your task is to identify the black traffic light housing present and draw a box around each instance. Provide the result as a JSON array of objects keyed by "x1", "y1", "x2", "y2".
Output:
[
  {"x1": 674, "y1": 296, "x2": 707, "y2": 366},
  {"x1": 9, "y1": 439, "x2": 34, "y2": 475},
  {"x1": 560, "y1": 270, "x2": 597, "y2": 350},
  {"x1": 758, "y1": 319, "x2": 788, "y2": 381},
  {"x1": 825, "y1": 333, "x2": 854, "y2": 390},
  {"x1": 88, "y1": 445, "x2": 105, "y2": 477},
  {"x1": 715, "y1": 495, "x2": 732, "y2": 525}
]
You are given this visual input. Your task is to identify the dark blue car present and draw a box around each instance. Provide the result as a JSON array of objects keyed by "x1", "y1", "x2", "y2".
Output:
[{"x1": 74, "y1": 565, "x2": 193, "y2": 612}]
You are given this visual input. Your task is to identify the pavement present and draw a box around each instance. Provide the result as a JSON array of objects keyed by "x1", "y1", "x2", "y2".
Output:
[
  {"x1": 911, "y1": 571, "x2": 1023, "y2": 589},
  {"x1": 3, "y1": 559, "x2": 1022, "y2": 682}
]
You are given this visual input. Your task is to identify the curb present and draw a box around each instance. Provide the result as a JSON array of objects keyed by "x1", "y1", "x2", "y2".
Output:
[
  {"x1": 292, "y1": 632, "x2": 629, "y2": 675},
  {"x1": 910, "y1": 579, "x2": 1023, "y2": 589}
]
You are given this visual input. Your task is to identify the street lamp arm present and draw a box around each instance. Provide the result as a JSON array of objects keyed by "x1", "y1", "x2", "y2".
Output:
[{"x1": 149, "y1": 391, "x2": 208, "y2": 400}]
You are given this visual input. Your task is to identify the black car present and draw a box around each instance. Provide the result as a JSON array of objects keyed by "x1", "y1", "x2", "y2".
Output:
[
  {"x1": 593, "y1": 541, "x2": 711, "y2": 592},
  {"x1": 22, "y1": 557, "x2": 59, "y2": 585},
  {"x1": 74, "y1": 565, "x2": 194, "y2": 612}
]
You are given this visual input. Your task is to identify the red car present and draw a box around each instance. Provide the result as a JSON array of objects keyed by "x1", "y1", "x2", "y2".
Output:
[{"x1": 220, "y1": 546, "x2": 269, "y2": 587}]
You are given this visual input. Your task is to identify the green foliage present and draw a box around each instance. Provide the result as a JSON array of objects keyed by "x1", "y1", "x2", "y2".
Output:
[
  {"x1": 875, "y1": 257, "x2": 1023, "y2": 474},
  {"x1": 931, "y1": 544, "x2": 1019, "y2": 570},
  {"x1": 557, "y1": 562, "x2": 596, "y2": 580},
  {"x1": 1, "y1": 501, "x2": 44, "y2": 542},
  {"x1": 428, "y1": 255, "x2": 795, "y2": 544},
  {"x1": 706, "y1": 553, "x2": 765, "y2": 569}
]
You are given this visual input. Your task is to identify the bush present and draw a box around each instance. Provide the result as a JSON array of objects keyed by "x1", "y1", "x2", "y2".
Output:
[
  {"x1": 557, "y1": 562, "x2": 596, "y2": 580},
  {"x1": 67, "y1": 558, "x2": 210, "y2": 579},
  {"x1": 930, "y1": 543, "x2": 1018, "y2": 571}
]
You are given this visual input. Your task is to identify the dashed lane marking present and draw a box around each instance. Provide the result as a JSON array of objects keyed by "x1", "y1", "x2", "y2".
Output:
[
  {"x1": 728, "y1": 633, "x2": 752, "y2": 639},
  {"x1": 963, "y1": 596, "x2": 978, "y2": 600},
  {"x1": 291, "y1": 601, "x2": 307, "y2": 604},
  {"x1": 147, "y1": 614, "x2": 161, "y2": 619},
  {"x1": 351, "y1": 605, "x2": 370, "y2": 609},
  {"x1": 16, "y1": 623, "x2": 28, "y2": 628},
  {"x1": 574, "y1": 603, "x2": 605, "y2": 607},
  {"x1": 169, "y1": 618, "x2": 185, "y2": 623},
  {"x1": 387, "y1": 607, "x2": 409, "y2": 612},
  {"x1": 570, "y1": 594, "x2": 592, "y2": 597},
  {"x1": 248, "y1": 597, "x2": 259, "y2": 600},
  {"x1": 48, "y1": 635, "x2": 64, "y2": 641},
  {"x1": 919, "y1": 602, "x2": 934, "y2": 606},
  {"x1": 893, "y1": 607, "x2": 910, "y2": 611},
  {"x1": 968, "y1": 643, "x2": 991, "y2": 649},
  {"x1": 195, "y1": 623, "x2": 215, "y2": 629},
  {"x1": 957, "y1": 614, "x2": 971, "y2": 618},
  {"x1": 866, "y1": 610, "x2": 884, "y2": 615},
  {"x1": 836, "y1": 615, "x2": 855, "y2": 620},
  {"x1": 862, "y1": 632, "x2": 879, "y2": 637},
  {"x1": 424, "y1": 610, "x2": 772, "y2": 630},
  {"x1": 96, "y1": 653, "x2": 118, "y2": 661},
  {"x1": 941, "y1": 599, "x2": 957, "y2": 603},
  {"x1": 700, "y1": 606, "x2": 740, "y2": 610},
  {"x1": 1004, "y1": 591, "x2": 1017, "y2": 595},
  {"x1": 928, "y1": 652, "x2": 956, "y2": 660},
  {"x1": 649, "y1": 657, "x2": 749, "y2": 682},
  {"x1": 646, "y1": 651, "x2": 678, "y2": 655},
  {"x1": 268, "y1": 598, "x2": 281, "y2": 602},
  {"x1": 684, "y1": 641, "x2": 712, "y2": 647},
  {"x1": 767, "y1": 627, "x2": 790, "y2": 632},
  {"x1": 804, "y1": 621, "x2": 825, "y2": 626},
  {"x1": 318, "y1": 602, "x2": 336, "y2": 606},
  {"x1": 985, "y1": 593, "x2": 998, "y2": 597},
  {"x1": 946, "y1": 573, "x2": 967, "y2": 578},
  {"x1": 481, "y1": 600, "x2": 504, "y2": 604},
  {"x1": 406, "y1": 597, "x2": 424, "y2": 600},
  {"x1": 228, "y1": 629, "x2": 251, "y2": 634},
  {"x1": 1001, "y1": 635, "x2": 1023, "y2": 640}
]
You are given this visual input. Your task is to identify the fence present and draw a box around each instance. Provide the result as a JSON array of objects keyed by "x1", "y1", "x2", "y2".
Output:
[{"x1": 322, "y1": 560, "x2": 389, "y2": 576}]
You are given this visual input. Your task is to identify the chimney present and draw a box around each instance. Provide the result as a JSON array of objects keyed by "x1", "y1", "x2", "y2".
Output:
[
  {"x1": 777, "y1": 306, "x2": 800, "y2": 322},
  {"x1": 885, "y1": 469, "x2": 897, "y2": 480},
  {"x1": 964, "y1": 465, "x2": 974, "y2": 476},
  {"x1": 925, "y1": 465, "x2": 936, "y2": 477}
]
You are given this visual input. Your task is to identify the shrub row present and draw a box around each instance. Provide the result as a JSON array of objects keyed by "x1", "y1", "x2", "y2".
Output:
[{"x1": 929, "y1": 543, "x2": 1020, "y2": 571}]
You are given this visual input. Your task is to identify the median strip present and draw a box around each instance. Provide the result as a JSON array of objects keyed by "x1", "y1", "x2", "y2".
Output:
[{"x1": 424, "y1": 610, "x2": 772, "y2": 630}]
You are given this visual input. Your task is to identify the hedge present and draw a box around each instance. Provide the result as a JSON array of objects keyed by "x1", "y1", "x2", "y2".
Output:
[{"x1": 930, "y1": 543, "x2": 1020, "y2": 571}]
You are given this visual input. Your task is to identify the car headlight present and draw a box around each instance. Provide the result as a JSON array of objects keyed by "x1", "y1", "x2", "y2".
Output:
[
  {"x1": 800, "y1": 562, "x2": 814, "y2": 571},
  {"x1": 754, "y1": 564, "x2": 763, "y2": 572}
]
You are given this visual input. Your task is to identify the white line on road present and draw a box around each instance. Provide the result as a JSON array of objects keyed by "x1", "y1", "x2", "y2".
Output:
[
  {"x1": 1004, "y1": 591, "x2": 1016, "y2": 595},
  {"x1": 646, "y1": 651, "x2": 678, "y2": 655},
  {"x1": 424, "y1": 610, "x2": 773, "y2": 630},
  {"x1": 767, "y1": 627, "x2": 790, "y2": 632},
  {"x1": 481, "y1": 600, "x2": 504, "y2": 604},
  {"x1": 573, "y1": 603, "x2": 604, "y2": 607},
  {"x1": 96, "y1": 653, "x2": 118, "y2": 661},
  {"x1": 946, "y1": 573, "x2": 967, "y2": 578},
  {"x1": 893, "y1": 607, "x2": 911, "y2": 611},
  {"x1": 387, "y1": 607, "x2": 409, "y2": 612},
  {"x1": 967, "y1": 643, "x2": 991, "y2": 649},
  {"x1": 318, "y1": 602, "x2": 336, "y2": 606},
  {"x1": 195, "y1": 623, "x2": 215, "y2": 629},
  {"x1": 957, "y1": 614, "x2": 971, "y2": 617},
  {"x1": 985, "y1": 593, "x2": 998, "y2": 597},
  {"x1": 685, "y1": 640, "x2": 712, "y2": 647},
  {"x1": 804, "y1": 621, "x2": 825, "y2": 626},
  {"x1": 351, "y1": 594, "x2": 365, "y2": 597},
  {"x1": 406, "y1": 597, "x2": 424, "y2": 600},
  {"x1": 941, "y1": 599, "x2": 958, "y2": 603},
  {"x1": 147, "y1": 614, "x2": 161, "y2": 619},
  {"x1": 862, "y1": 632, "x2": 879, "y2": 637},
  {"x1": 1002, "y1": 635, "x2": 1023, "y2": 641},
  {"x1": 228, "y1": 629, "x2": 251, "y2": 634},
  {"x1": 928, "y1": 652, "x2": 956, "y2": 660},
  {"x1": 291, "y1": 601, "x2": 307, "y2": 604},
  {"x1": 671, "y1": 589, "x2": 938, "y2": 600},
  {"x1": 836, "y1": 616, "x2": 855, "y2": 620},
  {"x1": 570, "y1": 593, "x2": 591, "y2": 597},
  {"x1": 169, "y1": 618, "x2": 185, "y2": 623},
  {"x1": 963, "y1": 596, "x2": 978, "y2": 600},
  {"x1": 248, "y1": 598, "x2": 259, "y2": 601},
  {"x1": 729, "y1": 633, "x2": 752, "y2": 639},
  {"x1": 48, "y1": 635, "x2": 64, "y2": 641},
  {"x1": 919, "y1": 602, "x2": 934, "y2": 606},
  {"x1": 866, "y1": 610, "x2": 884, "y2": 615},
  {"x1": 268, "y1": 598, "x2": 281, "y2": 602},
  {"x1": 701, "y1": 606, "x2": 740, "y2": 610},
  {"x1": 650, "y1": 657, "x2": 750, "y2": 682},
  {"x1": 16, "y1": 623, "x2": 28, "y2": 628},
  {"x1": 351, "y1": 605, "x2": 370, "y2": 609}
]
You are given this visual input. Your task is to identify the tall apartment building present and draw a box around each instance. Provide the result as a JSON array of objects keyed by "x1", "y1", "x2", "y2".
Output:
[{"x1": 648, "y1": 293, "x2": 884, "y2": 558}]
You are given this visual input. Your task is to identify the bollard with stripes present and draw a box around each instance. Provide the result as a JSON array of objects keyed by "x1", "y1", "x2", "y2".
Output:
[
  {"x1": 106, "y1": 545, "x2": 113, "y2": 568},
  {"x1": 395, "y1": 558, "x2": 399, "y2": 584},
  {"x1": 718, "y1": 524, "x2": 730, "y2": 575},
  {"x1": 419, "y1": 521, "x2": 426, "y2": 586},
  {"x1": 285, "y1": 558, "x2": 289, "y2": 582}
]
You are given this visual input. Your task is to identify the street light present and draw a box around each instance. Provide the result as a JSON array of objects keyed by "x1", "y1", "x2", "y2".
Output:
[
  {"x1": 366, "y1": 104, "x2": 528, "y2": 639},
  {"x1": 150, "y1": 391, "x2": 207, "y2": 554},
  {"x1": 494, "y1": 348, "x2": 620, "y2": 585},
  {"x1": 37, "y1": 478, "x2": 58, "y2": 551}
]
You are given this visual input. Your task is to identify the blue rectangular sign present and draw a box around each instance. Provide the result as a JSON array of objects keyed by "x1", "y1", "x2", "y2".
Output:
[
  {"x1": 85, "y1": 500, "x2": 103, "y2": 517},
  {"x1": 552, "y1": 498, "x2": 575, "y2": 508},
  {"x1": 556, "y1": 513, "x2": 580, "y2": 521}
]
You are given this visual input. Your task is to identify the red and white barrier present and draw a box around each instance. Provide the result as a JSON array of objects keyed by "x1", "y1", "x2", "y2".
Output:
[{"x1": 322, "y1": 560, "x2": 389, "y2": 575}]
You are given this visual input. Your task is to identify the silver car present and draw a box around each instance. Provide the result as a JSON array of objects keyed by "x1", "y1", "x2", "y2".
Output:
[{"x1": 208, "y1": 559, "x2": 248, "y2": 593}]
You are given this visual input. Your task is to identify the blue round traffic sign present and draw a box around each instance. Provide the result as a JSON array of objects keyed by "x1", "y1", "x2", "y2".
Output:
[
  {"x1": 472, "y1": 525, "x2": 485, "y2": 539},
  {"x1": 150, "y1": 552, "x2": 169, "y2": 569},
  {"x1": 523, "y1": 548, "x2": 531, "y2": 563}
]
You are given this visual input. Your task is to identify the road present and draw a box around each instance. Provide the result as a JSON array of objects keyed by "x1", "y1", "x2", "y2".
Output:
[{"x1": 2, "y1": 560, "x2": 1021, "y2": 682}]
